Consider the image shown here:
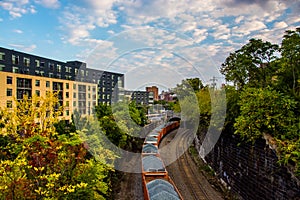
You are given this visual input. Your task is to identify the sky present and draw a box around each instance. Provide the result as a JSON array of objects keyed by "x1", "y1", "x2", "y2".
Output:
[{"x1": 0, "y1": 0, "x2": 299, "y2": 91}]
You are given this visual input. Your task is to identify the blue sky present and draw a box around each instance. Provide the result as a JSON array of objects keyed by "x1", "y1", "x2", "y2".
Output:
[{"x1": 0, "y1": 0, "x2": 299, "y2": 91}]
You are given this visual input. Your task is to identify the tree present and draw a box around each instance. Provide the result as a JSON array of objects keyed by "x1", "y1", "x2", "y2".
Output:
[
  {"x1": 95, "y1": 102, "x2": 147, "y2": 150},
  {"x1": 0, "y1": 93, "x2": 114, "y2": 199},
  {"x1": 220, "y1": 39, "x2": 279, "y2": 89},
  {"x1": 234, "y1": 87, "x2": 300, "y2": 174},
  {"x1": 279, "y1": 27, "x2": 300, "y2": 98}
]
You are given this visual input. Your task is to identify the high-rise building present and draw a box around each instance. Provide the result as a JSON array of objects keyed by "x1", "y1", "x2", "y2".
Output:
[{"x1": 0, "y1": 47, "x2": 124, "y2": 120}]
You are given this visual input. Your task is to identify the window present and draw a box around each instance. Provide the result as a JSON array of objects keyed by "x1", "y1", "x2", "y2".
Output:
[
  {"x1": 23, "y1": 57, "x2": 30, "y2": 67},
  {"x1": 49, "y1": 73, "x2": 53, "y2": 78},
  {"x1": 66, "y1": 101, "x2": 69, "y2": 107},
  {"x1": 7, "y1": 76, "x2": 12, "y2": 84},
  {"x1": 66, "y1": 83, "x2": 69, "y2": 89},
  {"x1": 66, "y1": 92, "x2": 69, "y2": 98},
  {"x1": 0, "y1": 52, "x2": 5, "y2": 61},
  {"x1": 66, "y1": 110, "x2": 70, "y2": 116},
  {"x1": 73, "y1": 93, "x2": 76, "y2": 98},
  {"x1": 0, "y1": 64, "x2": 5, "y2": 71},
  {"x1": 81, "y1": 70, "x2": 85, "y2": 76},
  {"x1": 49, "y1": 63, "x2": 54, "y2": 71},
  {"x1": 12, "y1": 66, "x2": 18, "y2": 73},
  {"x1": 12, "y1": 55, "x2": 19, "y2": 65},
  {"x1": 57, "y1": 64, "x2": 61, "y2": 72},
  {"x1": 35, "y1": 80, "x2": 40, "y2": 87},
  {"x1": 75, "y1": 68, "x2": 78, "y2": 75},
  {"x1": 40, "y1": 61, "x2": 45, "y2": 67},
  {"x1": 35, "y1": 90, "x2": 40, "y2": 96},
  {"x1": 46, "y1": 81, "x2": 50, "y2": 87},
  {"x1": 6, "y1": 100, "x2": 12, "y2": 108},
  {"x1": 88, "y1": 86, "x2": 91, "y2": 91},
  {"x1": 6, "y1": 88, "x2": 12, "y2": 96},
  {"x1": 35, "y1": 59, "x2": 40, "y2": 67},
  {"x1": 73, "y1": 84, "x2": 76, "y2": 90},
  {"x1": 73, "y1": 101, "x2": 76, "y2": 106},
  {"x1": 65, "y1": 66, "x2": 71, "y2": 73}
]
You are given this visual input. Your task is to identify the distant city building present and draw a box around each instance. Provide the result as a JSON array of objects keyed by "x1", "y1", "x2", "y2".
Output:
[
  {"x1": 123, "y1": 90, "x2": 150, "y2": 105},
  {"x1": 131, "y1": 91, "x2": 149, "y2": 105},
  {"x1": 159, "y1": 90, "x2": 174, "y2": 102},
  {"x1": 148, "y1": 91, "x2": 154, "y2": 105},
  {"x1": 146, "y1": 86, "x2": 158, "y2": 101},
  {"x1": 0, "y1": 47, "x2": 124, "y2": 120}
]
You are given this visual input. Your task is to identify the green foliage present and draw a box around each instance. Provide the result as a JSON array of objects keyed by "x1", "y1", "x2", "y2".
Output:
[
  {"x1": 279, "y1": 28, "x2": 300, "y2": 98},
  {"x1": 186, "y1": 78, "x2": 204, "y2": 92},
  {"x1": 196, "y1": 87, "x2": 212, "y2": 130},
  {"x1": 234, "y1": 87, "x2": 297, "y2": 142},
  {"x1": 94, "y1": 102, "x2": 146, "y2": 151},
  {"x1": 220, "y1": 38, "x2": 279, "y2": 89},
  {"x1": 231, "y1": 75, "x2": 300, "y2": 174},
  {"x1": 220, "y1": 27, "x2": 300, "y2": 175},
  {"x1": 0, "y1": 93, "x2": 114, "y2": 199}
]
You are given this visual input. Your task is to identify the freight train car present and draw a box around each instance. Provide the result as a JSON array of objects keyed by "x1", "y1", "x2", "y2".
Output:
[{"x1": 141, "y1": 119, "x2": 183, "y2": 200}]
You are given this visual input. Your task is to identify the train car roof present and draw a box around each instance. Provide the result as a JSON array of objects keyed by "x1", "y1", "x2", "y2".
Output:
[
  {"x1": 147, "y1": 131, "x2": 160, "y2": 137},
  {"x1": 142, "y1": 155, "x2": 165, "y2": 172},
  {"x1": 146, "y1": 179, "x2": 180, "y2": 200},
  {"x1": 145, "y1": 136, "x2": 158, "y2": 143},
  {"x1": 142, "y1": 143, "x2": 158, "y2": 154}
]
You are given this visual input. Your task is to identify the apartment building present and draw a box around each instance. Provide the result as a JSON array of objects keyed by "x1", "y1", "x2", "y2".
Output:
[{"x1": 0, "y1": 47, "x2": 124, "y2": 120}]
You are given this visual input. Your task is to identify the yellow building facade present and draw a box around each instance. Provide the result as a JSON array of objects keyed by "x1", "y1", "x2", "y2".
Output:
[{"x1": 0, "y1": 71, "x2": 97, "y2": 121}]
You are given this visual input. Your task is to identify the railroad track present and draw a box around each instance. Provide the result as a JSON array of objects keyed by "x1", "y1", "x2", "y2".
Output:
[
  {"x1": 160, "y1": 129, "x2": 223, "y2": 200},
  {"x1": 177, "y1": 130, "x2": 211, "y2": 200}
]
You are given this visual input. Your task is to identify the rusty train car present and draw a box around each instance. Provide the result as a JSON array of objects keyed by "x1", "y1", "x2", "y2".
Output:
[{"x1": 142, "y1": 119, "x2": 183, "y2": 200}]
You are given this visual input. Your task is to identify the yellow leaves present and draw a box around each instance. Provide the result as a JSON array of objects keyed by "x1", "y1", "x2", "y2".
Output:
[
  {"x1": 77, "y1": 182, "x2": 88, "y2": 188},
  {"x1": 57, "y1": 182, "x2": 88, "y2": 194},
  {"x1": 34, "y1": 166, "x2": 44, "y2": 172}
]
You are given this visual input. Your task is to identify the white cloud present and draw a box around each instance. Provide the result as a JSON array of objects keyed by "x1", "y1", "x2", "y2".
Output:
[
  {"x1": 233, "y1": 20, "x2": 267, "y2": 36},
  {"x1": 273, "y1": 21, "x2": 288, "y2": 30},
  {"x1": 287, "y1": 16, "x2": 300, "y2": 25},
  {"x1": 212, "y1": 24, "x2": 231, "y2": 40},
  {"x1": 8, "y1": 44, "x2": 37, "y2": 52},
  {"x1": 0, "y1": 0, "x2": 36, "y2": 18},
  {"x1": 59, "y1": 1, "x2": 118, "y2": 45},
  {"x1": 54, "y1": 0, "x2": 299, "y2": 88},
  {"x1": 107, "y1": 30, "x2": 115, "y2": 35},
  {"x1": 235, "y1": 16, "x2": 244, "y2": 24},
  {"x1": 13, "y1": 29, "x2": 23, "y2": 34},
  {"x1": 34, "y1": 0, "x2": 60, "y2": 8},
  {"x1": 193, "y1": 29, "x2": 208, "y2": 43}
]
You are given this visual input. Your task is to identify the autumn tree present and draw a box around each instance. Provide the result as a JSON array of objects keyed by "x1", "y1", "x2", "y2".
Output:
[{"x1": 0, "y1": 93, "x2": 114, "y2": 199}]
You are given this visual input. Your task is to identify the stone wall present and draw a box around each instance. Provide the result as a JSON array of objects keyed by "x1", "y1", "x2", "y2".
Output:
[{"x1": 195, "y1": 133, "x2": 300, "y2": 199}]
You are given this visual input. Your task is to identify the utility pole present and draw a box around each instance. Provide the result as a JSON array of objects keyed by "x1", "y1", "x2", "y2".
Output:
[
  {"x1": 209, "y1": 76, "x2": 225, "y2": 89},
  {"x1": 210, "y1": 76, "x2": 218, "y2": 90}
]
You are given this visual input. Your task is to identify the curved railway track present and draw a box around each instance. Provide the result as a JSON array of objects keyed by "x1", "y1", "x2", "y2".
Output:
[{"x1": 160, "y1": 129, "x2": 223, "y2": 200}]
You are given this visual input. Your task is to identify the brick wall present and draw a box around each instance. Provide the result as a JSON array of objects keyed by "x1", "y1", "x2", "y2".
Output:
[{"x1": 196, "y1": 133, "x2": 300, "y2": 199}]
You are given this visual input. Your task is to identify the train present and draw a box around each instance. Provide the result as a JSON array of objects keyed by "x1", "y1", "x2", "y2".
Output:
[{"x1": 141, "y1": 119, "x2": 183, "y2": 200}]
